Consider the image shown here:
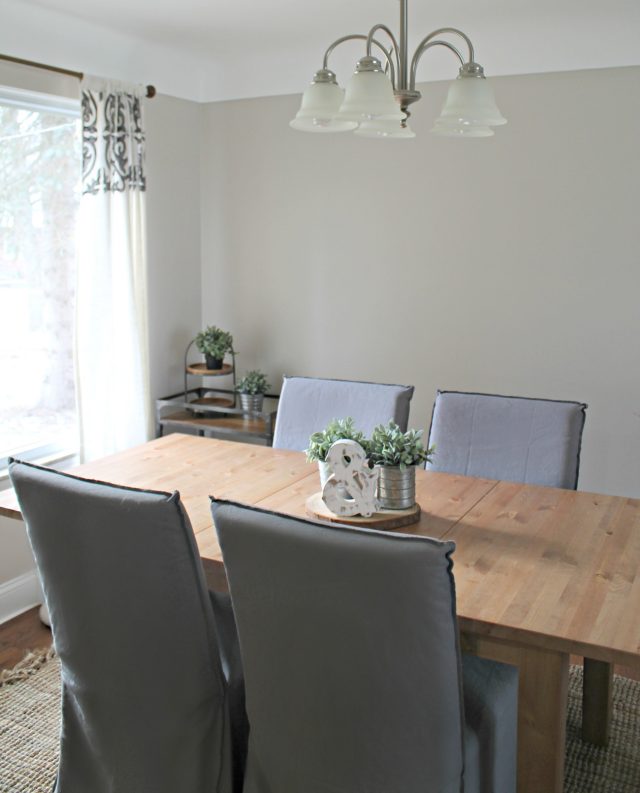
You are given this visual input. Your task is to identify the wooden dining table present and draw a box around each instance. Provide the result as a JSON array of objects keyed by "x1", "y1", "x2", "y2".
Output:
[{"x1": 2, "y1": 432, "x2": 639, "y2": 793}]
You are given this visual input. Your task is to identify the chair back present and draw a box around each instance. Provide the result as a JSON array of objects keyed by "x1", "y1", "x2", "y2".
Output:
[
  {"x1": 9, "y1": 460, "x2": 233, "y2": 793},
  {"x1": 426, "y1": 390, "x2": 587, "y2": 489},
  {"x1": 272, "y1": 375, "x2": 414, "y2": 451},
  {"x1": 212, "y1": 500, "x2": 466, "y2": 793}
]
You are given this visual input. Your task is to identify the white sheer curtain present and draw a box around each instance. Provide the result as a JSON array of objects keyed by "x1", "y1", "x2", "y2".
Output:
[{"x1": 76, "y1": 77, "x2": 151, "y2": 461}]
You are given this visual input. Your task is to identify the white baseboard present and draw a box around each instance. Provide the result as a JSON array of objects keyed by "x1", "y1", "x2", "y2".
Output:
[{"x1": 0, "y1": 569, "x2": 43, "y2": 624}]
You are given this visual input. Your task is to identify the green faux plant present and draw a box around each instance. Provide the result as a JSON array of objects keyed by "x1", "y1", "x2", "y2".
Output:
[
  {"x1": 195, "y1": 325, "x2": 234, "y2": 360},
  {"x1": 306, "y1": 417, "x2": 369, "y2": 463},
  {"x1": 235, "y1": 370, "x2": 271, "y2": 395},
  {"x1": 367, "y1": 421, "x2": 435, "y2": 470}
]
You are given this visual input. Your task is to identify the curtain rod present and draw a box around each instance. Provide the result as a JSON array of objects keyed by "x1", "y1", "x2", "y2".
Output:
[{"x1": 0, "y1": 53, "x2": 156, "y2": 98}]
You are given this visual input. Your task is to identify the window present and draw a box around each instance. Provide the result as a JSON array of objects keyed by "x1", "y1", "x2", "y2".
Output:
[{"x1": 0, "y1": 87, "x2": 81, "y2": 469}]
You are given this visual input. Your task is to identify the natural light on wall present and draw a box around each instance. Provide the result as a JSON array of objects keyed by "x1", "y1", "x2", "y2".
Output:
[{"x1": 0, "y1": 87, "x2": 80, "y2": 468}]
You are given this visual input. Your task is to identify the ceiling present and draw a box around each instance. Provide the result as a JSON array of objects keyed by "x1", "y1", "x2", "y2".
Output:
[{"x1": 3, "y1": 0, "x2": 640, "y2": 102}]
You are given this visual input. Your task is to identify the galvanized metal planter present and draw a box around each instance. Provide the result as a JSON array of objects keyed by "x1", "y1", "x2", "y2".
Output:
[
  {"x1": 239, "y1": 393, "x2": 264, "y2": 412},
  {"x1": 376, "y1": 465, "x2": 416, "y2": 510},
  {"x1": 318, "y1": 460, "x2": 332, "y2": 490}
]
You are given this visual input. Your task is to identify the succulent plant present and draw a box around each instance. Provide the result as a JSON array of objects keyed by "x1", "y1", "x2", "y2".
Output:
[
  {"x1": 306, "y1": 417, "x2": 369, "y2": 463},
  {"x1": 367, "y1": 421, "x2": 435, "y2": 470},
  {"x1": 195, "y1": 326, "x2": 234, "y2": 359},
  {"x1": 235, "y1": 370, "x2": 271, "y2": 395}
]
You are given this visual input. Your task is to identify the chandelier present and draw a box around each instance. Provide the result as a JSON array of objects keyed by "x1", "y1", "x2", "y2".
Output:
[{"x1": 290, "y1": 0, "x2": 507, "y2": 139}]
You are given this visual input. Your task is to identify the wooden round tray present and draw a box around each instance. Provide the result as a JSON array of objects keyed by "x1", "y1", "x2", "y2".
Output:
[
  {"x1": 186, "y1": 362, "x2": 233, "y2": 376},
  {"x1": 189, "y1": 396, "x2": 235, "y2": 409},
  {"x1": 305, "y1": 492, "x2": 421, "y2": 530}
]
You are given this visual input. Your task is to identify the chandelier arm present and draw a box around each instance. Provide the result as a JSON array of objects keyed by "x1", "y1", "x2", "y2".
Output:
[
  {"x1": 419, "y1": 27, "x2": 474, "y2": 62},
  {"x1": 322, "y1": 34, "x2": 396, "y2": 84},
  {"x1": 409, "y1": 27, "x2": 475, "y2": 90},
  {"x1": 409, "y1": 40, "x2": 465, "y2": 90},
  {"x1": 365, "y1": 24, "x2": 401, "y2": 83}
]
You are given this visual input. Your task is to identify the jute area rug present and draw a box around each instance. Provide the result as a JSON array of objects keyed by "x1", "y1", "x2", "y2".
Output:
[{"x1": 1, "y1": 650, "x2": 639, "y2": 792}]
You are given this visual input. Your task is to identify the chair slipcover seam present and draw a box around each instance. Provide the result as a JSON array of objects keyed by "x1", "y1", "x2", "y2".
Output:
[
  {"x1": 435, "y1": 388, "x2": 587, "y2": 410},
  {"x1": 8, "y1": 457, "x2": 178, "y2": 501},
  {"x1": 281, "y1": 374, "x2": 415, "y2": 393},
  {"x1": 210, "y1": 496, "x2": 455, "y2": 552}
]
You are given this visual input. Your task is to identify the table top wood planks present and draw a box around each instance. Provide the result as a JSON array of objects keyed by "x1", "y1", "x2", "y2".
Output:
[
  {"x1": 446, "y1": 479, "x2": 640, "y2": 668},
  {"x1": 0, "y1": 435, "x2": 317, "y2": 561},
  {"x1": 2, "y1": 433, "x2": 639, "y2": 793}
]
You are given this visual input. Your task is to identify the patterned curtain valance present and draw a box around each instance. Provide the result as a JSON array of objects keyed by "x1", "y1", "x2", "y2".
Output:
[{"x1": 82, "y1": 88, "x2": 146, "y2": 195}]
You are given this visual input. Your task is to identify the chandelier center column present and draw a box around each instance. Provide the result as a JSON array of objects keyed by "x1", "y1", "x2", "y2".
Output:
[
  {"x1": 395, "y1": 0, "x2": 421, "y2": 115},
  {"x1": 399, "y1": 0, "x2": 408, "y2": 91}
]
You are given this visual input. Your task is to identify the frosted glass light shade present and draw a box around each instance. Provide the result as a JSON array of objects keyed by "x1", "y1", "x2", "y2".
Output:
[
  {"x1": 338, "y1": 69, "x2": 402, "y2": 122},
  {"x1": 290, "y1": 81, "x2": 357, "y2": 133},
  {"x1": 433, "y1": 76, "x2": 507, "y2": 132},
  {"x1": 355, "y1": 118, "x2": 416, "y2": 139}
]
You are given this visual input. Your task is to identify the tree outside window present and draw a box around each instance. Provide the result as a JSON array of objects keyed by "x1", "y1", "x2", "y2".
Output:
[{"x1": 0, "y1": 96, "x2": 81, "y2": 463}]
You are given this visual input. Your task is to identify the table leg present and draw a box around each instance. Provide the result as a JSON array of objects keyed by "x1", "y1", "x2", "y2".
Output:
[
  {"x1": 582, "y1": 658, "x2": 612, "y2": 746},
  {"x1": 462, "y1": 633, "x2": 569, "y2": 793},
  {"x1": 202, "y1": 558, "x2": 229, "y2": 593}
]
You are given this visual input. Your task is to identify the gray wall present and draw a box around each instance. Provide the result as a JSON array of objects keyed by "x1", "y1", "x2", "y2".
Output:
[
  {"x1": 146, "y1": 94, "x2": 203, "y2": 399},
  {"x1": 200, "y1": 66, "x2": 640, "y2": 498}
]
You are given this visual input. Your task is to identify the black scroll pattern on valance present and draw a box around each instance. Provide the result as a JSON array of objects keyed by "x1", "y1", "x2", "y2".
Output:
[{"x1": 82, "y1": 90, "x2": 146, "y2": 195}]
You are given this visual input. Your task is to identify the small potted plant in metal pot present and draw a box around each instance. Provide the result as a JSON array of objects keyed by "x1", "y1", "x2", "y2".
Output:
[
  {"x1": 306, "y1": 417, "x2": 369, "y2": 491},
  {"x1": 235, "y1": 370, "x2": 271, "y2": 412},
  {"x1": 195, "y1": 325, "x2": 234, "y2": 370},
  {"x1": 368, "y1": 421, "x2": 434, "y2": 510}
]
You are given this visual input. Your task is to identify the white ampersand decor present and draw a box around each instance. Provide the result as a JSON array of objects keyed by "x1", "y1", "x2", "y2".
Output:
[{"x1": 322, "y1": 440, "x2": 380, "y2": 517}]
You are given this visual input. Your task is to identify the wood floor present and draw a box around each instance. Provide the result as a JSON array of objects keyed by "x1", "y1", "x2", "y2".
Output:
[
  {"x1": 0, "y1": 607, "x2": 51, "y2": 671},
  {"x1": 1, "y1": 606, "x2": 639, "y2": 681}
]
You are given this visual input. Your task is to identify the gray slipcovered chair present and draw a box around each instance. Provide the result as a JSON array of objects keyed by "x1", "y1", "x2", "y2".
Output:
[
  {"x1": 211, "y1": 499, "x2": 518, "y2": 793},
  {"x1": 9, "y1": 460, "x2": 245, "y2": 793},
  {"x1": 272, "y1": 375, "x2": 414, "y2": 451},
  {"x1": 425, "y1": 390, "x2": 604, "y2": 743},
  {"x1": 426, "y1": 390, "x2": 587, "y2": 489}
]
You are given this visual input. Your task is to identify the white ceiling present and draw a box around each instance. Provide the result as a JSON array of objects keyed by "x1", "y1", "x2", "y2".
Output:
[{"x1": 2, "y1": 0, "x2": 640, "y2": 102}]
